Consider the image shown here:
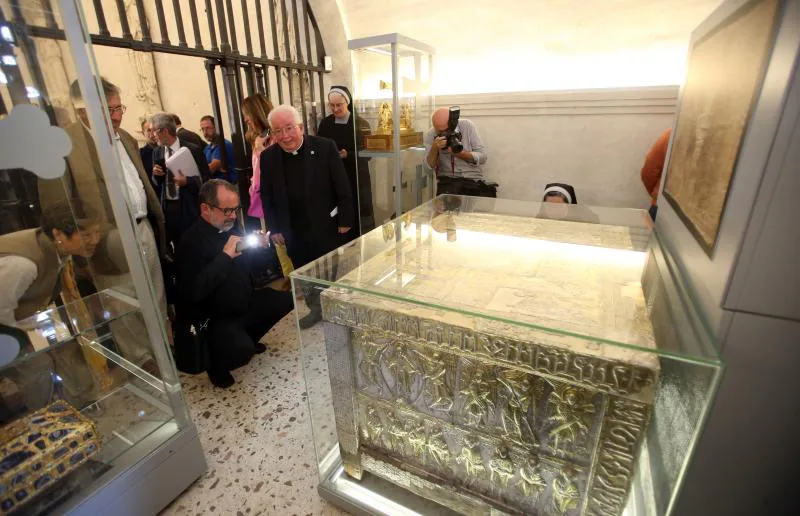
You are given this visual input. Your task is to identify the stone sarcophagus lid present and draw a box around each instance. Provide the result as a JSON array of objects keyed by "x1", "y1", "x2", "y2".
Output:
[{"x1": 318, "y1": 206, "x2": 659, "y2": 516}]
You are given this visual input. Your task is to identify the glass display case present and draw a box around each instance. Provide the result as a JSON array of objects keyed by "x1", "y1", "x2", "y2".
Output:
[
  {"x1": 293, "y1": 196, "x2": 722, "y2": 515},
  {"x1": 348, "y1": 34, "x2": 436, "y2": 234},
  {"x1": 0, "y1": 1, "x2": 204, "y2": 514}
]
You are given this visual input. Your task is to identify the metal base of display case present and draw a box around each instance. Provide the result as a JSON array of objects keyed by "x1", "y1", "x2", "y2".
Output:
[
  {"x1": 56, "y1": 422, "x2": 206, "y2": 515},
  {"x1": 318, "y1": 457, "x2": 459, "y2": 516}
]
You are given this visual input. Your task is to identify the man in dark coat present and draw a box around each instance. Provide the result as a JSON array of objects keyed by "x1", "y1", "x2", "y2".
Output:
[
  {"x1": 150, "y1": 112, "x2": 211, "y2": 253},
  {"x1": 172, "y1": 114, "x2": 205, "y2": 150},
  {"x1": 177, "y1": 179, "x2": 293, "y2": 388},
  {"x1": 260, "y1": 105, "x2": 353, "y2": 328}
]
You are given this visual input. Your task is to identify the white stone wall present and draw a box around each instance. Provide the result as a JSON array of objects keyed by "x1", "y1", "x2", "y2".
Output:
[{"x1": 435, "y1": 87, "x2": 678, "y2": 208}]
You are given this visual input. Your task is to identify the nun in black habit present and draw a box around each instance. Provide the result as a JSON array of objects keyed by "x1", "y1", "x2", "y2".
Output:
[
  {"x1": 317, "y1": 85, "x2": 375, "y2": 240},
  {"x1": 538, "y1": 182, "x2": 600, "y2": 223}
]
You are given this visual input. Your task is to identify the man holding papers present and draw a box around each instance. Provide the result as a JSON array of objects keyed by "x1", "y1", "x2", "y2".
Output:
[{"x1": 149, "y1": 112, "x2": 210, "y2": 253}]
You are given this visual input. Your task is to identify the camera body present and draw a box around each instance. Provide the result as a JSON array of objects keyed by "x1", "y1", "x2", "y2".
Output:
[{"x1": 442, "y1": 106, "x2": 464, "y2": 154}]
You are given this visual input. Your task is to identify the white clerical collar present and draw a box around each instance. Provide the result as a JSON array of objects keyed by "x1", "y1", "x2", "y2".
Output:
[
  {"x1": 285, "y1": 138, "x2": 304, "y2": 155},
  {"x1": 334, "y1": 112, "x2": 350, "y2": 124}
]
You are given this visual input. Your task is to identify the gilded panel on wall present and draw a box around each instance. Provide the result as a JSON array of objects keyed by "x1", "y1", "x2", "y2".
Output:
[{"x1": 663, "y1": 0, "x2": 779, "y2": 255}]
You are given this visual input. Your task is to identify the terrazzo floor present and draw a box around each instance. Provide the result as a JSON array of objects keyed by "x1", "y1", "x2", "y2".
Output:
[{"x1": 159, "y1": 312, "x2": 350, "y2": 516}]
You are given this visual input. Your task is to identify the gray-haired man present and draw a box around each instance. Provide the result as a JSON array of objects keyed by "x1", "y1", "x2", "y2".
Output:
[{"x1": 150, "y1": 112, "x2": 210, "y2": 253}]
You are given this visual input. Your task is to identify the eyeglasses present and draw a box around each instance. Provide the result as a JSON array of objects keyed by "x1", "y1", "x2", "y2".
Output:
[
  {"x1": 329, "y1": 102, "x2": 346, "y2": 109},
  {"x1": 210, "y1": 204, "x2": 241, "y2": 216},
  {"x1": 108, "y1": 105, "x2": 127, "y2": 115},
  {"x1": 270, "y1": 124, "x2": 299, "y2": 138}
]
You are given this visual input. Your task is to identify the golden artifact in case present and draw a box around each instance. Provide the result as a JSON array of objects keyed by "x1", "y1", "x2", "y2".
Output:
[
  {"x1": 0, "y1": 401, "x2": 99, "y2": 514},
  {"x1": 364, "y1": 100, "x2": 424, "y2": 151},
  {"x1": 294, "y1": 196, "x2": 722, "y2": 515}
]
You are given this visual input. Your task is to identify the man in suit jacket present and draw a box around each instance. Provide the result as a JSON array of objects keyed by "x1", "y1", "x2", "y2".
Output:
[
  {"x1": 150, "y1": 112, "x2": 211, "y2": 254},
  {"x1": 260, "y1": 105, "x2": 353, "y2": 328},
  {"x1": 172, "y1": 114, "x2": 205, "y2": 150},
  {"x1": 38, "y1": 78, "x2": 166, "y2": 373}
]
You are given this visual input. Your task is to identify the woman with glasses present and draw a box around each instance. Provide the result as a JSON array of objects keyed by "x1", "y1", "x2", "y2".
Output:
[
  {"x1": 0, "y1": 199, "x2": 110, "y2": 413},
  {"x1": 317, "y1": 85, "x2": 374, "y2": 240}
]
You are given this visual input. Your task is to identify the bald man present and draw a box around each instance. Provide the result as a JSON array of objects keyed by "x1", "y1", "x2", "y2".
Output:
[{"x1": 424, "y1": 107, "x2": 494, "y2": 197}]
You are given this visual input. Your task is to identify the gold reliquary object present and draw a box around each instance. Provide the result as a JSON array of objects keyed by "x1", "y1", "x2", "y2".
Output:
[{"x1": 364, "y1": 102, "x2": 423, "y2": 151}]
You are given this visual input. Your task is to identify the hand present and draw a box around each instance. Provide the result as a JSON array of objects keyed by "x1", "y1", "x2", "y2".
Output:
[
  {"x1": 152, "y1": 164, "x2": 165, "y2": 177},
  {"x1": 339, "y1": 148, "x2": 348, "y2": 159},
  {"x1": 433, "y1": 136, "x2": 447, "y2": 151},
  {"x1": 455, "y1": 150, "x2": 472, "y2": 161},
  {"x1": 255, "y1": 230, "x2": 271, "y2": 248},
  {"x1": 173, "y1": 171, "x2": 188, "y2": 186},
  {"x1": 223, "y1": 235, "x2": 242, "y2": 258},
  {"x1": 271, "y1": 232, "x2": 285, "y2": 245},
  {"x1": 338, "y1": 226, "x2": 351, "y2": 234}
]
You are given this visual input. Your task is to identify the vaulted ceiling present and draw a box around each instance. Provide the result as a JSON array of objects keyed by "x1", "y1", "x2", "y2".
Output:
[{"x1": 338, "y1": 0, "x2": 723, "y2": 92}]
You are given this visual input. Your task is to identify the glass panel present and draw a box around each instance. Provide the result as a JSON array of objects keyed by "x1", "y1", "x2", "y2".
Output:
[
  {"x1": 295, "y1": 195, "x2": 721, "y2": 515},
  {"x1": 0, "y1": 2, "x2": 191, "y2": 513},
  {"x1": 351, "y1": 38, "x2": 435, "y2": 234},
  {"x1": 0, "y1": 291, "x2": 140, "y2": 369}
]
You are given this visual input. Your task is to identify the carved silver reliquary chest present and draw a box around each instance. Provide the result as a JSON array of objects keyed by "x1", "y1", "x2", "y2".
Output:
[{"x1": 319, "y1": 212, "x2": 659, "y2": 516}]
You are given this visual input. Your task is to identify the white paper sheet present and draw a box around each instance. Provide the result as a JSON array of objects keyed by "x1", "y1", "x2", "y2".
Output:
[{"x1": 165, "y1": 146, "x2": 200, "y2": 177}]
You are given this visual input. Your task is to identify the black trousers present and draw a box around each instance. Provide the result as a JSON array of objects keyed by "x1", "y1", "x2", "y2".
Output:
[
  {"x1": 206, "y1": 287, "x2": 294, "y2": 373},
  {"x1": 437, "y1": 176, "x2": 498, "y2": 198},
  {"x1": 286, "y1": 234, "x2": 340, "y2": 314}
]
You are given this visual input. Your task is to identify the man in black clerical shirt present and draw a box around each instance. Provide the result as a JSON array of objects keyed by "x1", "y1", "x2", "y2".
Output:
[
  {"x1": 177, "y1": 179, "x2": 293, "y2": 388},
  {"x1": 259, "y1": 105, "x2": 353, "y2": 328}
]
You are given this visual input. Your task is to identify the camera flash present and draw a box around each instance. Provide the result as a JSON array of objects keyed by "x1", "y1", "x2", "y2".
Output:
[{"x1": 246, "y1": 234, "x2": 259, "y2": 247}]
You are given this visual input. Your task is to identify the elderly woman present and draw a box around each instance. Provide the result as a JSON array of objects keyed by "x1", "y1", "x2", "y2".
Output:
[{"x1": 317, "y1": 85, "x2": 374, "y2": 240}]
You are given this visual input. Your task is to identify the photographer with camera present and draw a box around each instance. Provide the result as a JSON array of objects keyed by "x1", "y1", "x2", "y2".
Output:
[
  {"x1": 176, "y1": 179, "x2": 293, "y2": 388},
  {"x1": 424, "y1": 107, "x2": 495, "y2": 197}
]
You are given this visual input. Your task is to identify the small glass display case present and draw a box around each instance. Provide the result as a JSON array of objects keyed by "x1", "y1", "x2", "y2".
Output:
[
  {"x1": 0, "y1": 1, "x2": 204, "y2": 514},
  {"x1": 349, "y1": 33, "x2": 436, "y2": 232},
  {"x1": 293, "y1": 196, "x2": 722, "y2": 515}
]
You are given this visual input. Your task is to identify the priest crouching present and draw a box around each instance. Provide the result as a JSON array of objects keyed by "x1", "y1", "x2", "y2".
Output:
[{"x1": 176, "y1": 179, "x2": 293, "y2": 388}]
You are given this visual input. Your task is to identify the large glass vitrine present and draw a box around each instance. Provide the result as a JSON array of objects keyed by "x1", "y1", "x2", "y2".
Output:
[
  {"x1": 0, "y1": 1, "x2": 204, "y2": 514},
  {"x1": 293, "y1": 197, "x2": 722, "y2": 515},
  {"x1": 349, "y1": 33, "x2": 435, "y2": 233}
]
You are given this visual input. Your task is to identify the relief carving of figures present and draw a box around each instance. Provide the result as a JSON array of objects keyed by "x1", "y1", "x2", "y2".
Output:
[
  {"x1": 386, "y1": 411, "x2": 409, "y2": 456},
  {"x1": 545, "y1": 382, "x2": 596, "y2": 453},
  {"x1": 551, "y1": 469, "x2": 580, "y2": 515},
  {"x1": 458, "y1": 361, "x2": 496, "y2": 426},
  {"x1": 425, "y1": 428, "x2": 451, "y2": 470},
  {"x1": 496, "y1": 369, "x2": 540, "y2": 444},
  {"x1": 516, "y1": 456, "x2": 546, "y2": 498},
  {"x1": 406, "y1": 418, "x2": 427, "y2": 460},
  {"x1": 384, "y1": 343, "x2": 423, "y2": 401},
  {"x1": 421, "y1": 351, "x2": 454, "y2": 411},
  {"x1": 357, "y1": 338, "x2": 385, "y2": 394},
  {"x1": 488, "y1": 447, "x2": 515, "y2": 489},
  {"x1": 455, "y1": 436, "x2": 485, "y2": 480},
  {"x1": 363, "y1": 405, "x2": 387, "y2": 448}
]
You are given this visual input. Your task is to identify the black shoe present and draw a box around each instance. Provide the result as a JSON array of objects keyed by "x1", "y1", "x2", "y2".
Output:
[
  {"x1": 208, "y1": 370, "x2": 235, "y2": 388},
  {"x1": 253, "y1": 343, "x2": 267, "y2": 354},
  {"x1": 298, "y1": 309, "x2": 322, "y2": 329}
]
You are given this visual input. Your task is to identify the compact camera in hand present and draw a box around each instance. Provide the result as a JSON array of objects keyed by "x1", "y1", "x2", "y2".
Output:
[
  {"x1": 235, "y1": 232, "x2": 269, "y2": 253},
  {"x1": 443, "y1": 106, "x2": 464, "y2": 154}
]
